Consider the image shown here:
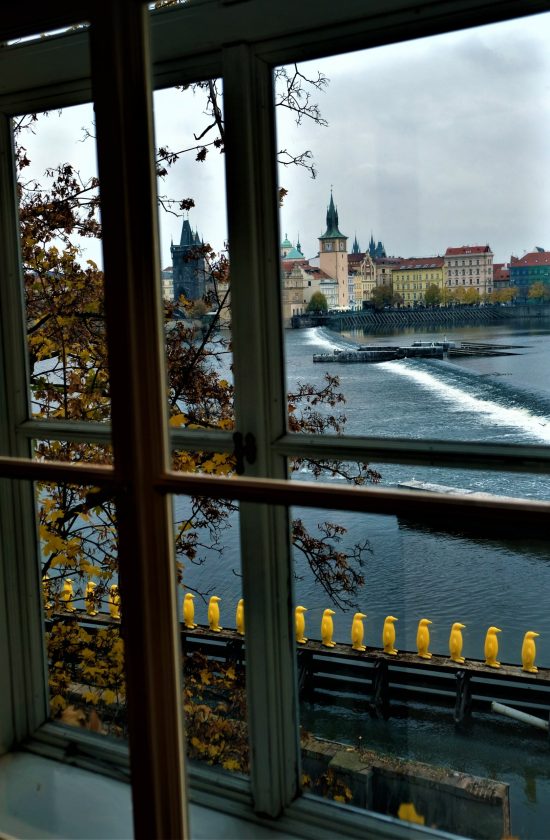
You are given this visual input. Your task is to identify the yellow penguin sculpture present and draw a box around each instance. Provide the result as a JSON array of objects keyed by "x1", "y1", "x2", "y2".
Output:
[
  {"x1": 522, "y1": 630, "x2": 540, "y2": 673},
  {"x1": 236, "y1": 599, "x2": 245, "y2": 636},
  {"x1": 351, "y1": 612, "x2": 367, "y2": 651},
  {"x1": 108, "y1": 584, "x2": 121, "y2": 620},
  {"x1": 295, "y1": 606, "x2": 308, "y2": 644},
  {"x1": 416, "y1": 618, "x2": 432, "y2": 659},
  {"x1": 61, "y1": 578, "x2": 76, "y2": 612},
  {"x1": 183, "y1": 592, "x2": 197, "y2": 629},
  {"x1": 449, "y1": 622, "x2": 466, "y2": 663},
  {"x1": 383, "y1": 616, "x2": 398, "y2": 655},
  {"x1": 208, "y1": 595, "x2": 222, "y2": 632},
  {"x1": 321, "y1": 609, "x2": 336, "y2": 647},
  {"x1": 42, "y1": 574, "x2": 53, "y2": 611},
  {"x1": 85, "y1": 581, "x2": 98, "y2": 616},
  {"x1": 484, "y1": 626, "x2": 502, "y2": 668}
]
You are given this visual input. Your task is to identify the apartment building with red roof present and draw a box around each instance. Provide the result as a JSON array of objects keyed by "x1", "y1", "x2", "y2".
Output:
[
  {"x1": 509, "y1": 250, "x2": 550, "y2": 301},
  {"x1": 444, "y1": 244, "x2": 493, "y2": 299}
]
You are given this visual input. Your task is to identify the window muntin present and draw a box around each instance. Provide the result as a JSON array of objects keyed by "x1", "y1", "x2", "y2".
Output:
[{"x1": 0, "y1": 1, "x2": 548, "y2": 840}]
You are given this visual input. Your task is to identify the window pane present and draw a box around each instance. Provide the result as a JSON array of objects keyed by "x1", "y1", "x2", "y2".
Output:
[
  {"x1": 173, "y1": 493, "x2": 247, "y2": 776},
  {"x1": 290, "y1": 469, "x2": 550, "y2": 837},
  {"x1": 153, "y1": 83, "x2": 234, "y2": 436},
  {"x1": 277, "y1": 14, "x2": 550, "y2": 449},
  {"x1": 39, "y1": 482, "x2": 125, "y2": 739},
  {"x1": 17, "y1": 105, "x2": 109, "y2": 424}
]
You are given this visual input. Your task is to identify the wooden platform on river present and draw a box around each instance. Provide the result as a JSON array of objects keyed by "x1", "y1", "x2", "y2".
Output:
[
  {"x1": 54, "y1": 612, "x2": 550, "y2": 727},
  {"x1": 180, "y1": 627, "x2": 550, "y2": 723},
  {"x1": 313, "y1": 341, "x2": 524, "y2": 364}
]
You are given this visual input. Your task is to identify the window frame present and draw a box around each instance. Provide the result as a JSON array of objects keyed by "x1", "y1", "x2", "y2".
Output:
[{"x1": 0, "y1": 1, "x2": 550, "y2": 838}]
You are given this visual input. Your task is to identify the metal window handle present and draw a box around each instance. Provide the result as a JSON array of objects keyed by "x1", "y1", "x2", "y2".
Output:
[{"x1": 233, "y1": 431, "x2": 257, "y2": 475}]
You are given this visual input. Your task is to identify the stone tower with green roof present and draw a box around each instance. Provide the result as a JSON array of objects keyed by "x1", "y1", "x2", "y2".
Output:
[{"x1": 319, "y1": 190, "x2": 349, "y2": 308}]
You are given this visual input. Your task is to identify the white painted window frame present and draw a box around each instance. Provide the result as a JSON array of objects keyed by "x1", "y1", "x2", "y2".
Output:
[{"x1": 0, "y1": 1, "x2": 549, "y2": 838}]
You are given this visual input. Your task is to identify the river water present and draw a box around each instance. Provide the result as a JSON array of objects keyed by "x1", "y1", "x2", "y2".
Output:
[{"x1": 181, "y1": 317, "x2": 550, "y2": 837}]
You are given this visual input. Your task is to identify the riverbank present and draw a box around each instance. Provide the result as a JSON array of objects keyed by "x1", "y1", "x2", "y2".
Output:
[{"x1": 293, "y1": 302, "x2": 550, "y2": 331}]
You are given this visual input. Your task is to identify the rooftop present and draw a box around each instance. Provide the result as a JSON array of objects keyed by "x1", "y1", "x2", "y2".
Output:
[
  {"x1": 445, "y1": 245, "x2": 492, "y2": 256},
  {"x1": 511, "y1": 251, "x2": 550, "y2": 267},
  {"x1": 393, "y1": 257, "x2": 444, "y2": 270}
]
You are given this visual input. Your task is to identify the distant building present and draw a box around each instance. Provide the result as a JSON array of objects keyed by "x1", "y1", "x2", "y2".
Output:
[
  {"x1": 347, "y1": 250, "x2": 369, "y2": 307},
  {"x1": 318, "y1": 191, "x2": 349, "y2": 309},
  {"x1": 280, "y1": 234, "x2": 293, "y2": 258},
  {"x1": 160, "y1": 266, "x2": 174, "y2": 301},
  {"x1": 280, "y1": 261, "x2": 337, "y2": 323},
  {"x1": 171, "y1": 218, "x2": 208, "y2": 302},
  {"x1": 368, "y1": 234, "x2": 387, "y2": 259},
  {"x1": 280, "y1": 235, "x2": 304, "y2": 261},
  {"x1": 347, "y1": 273, "x2": 357, "y2": 309},
  {"x1": 509, "y1": 251, "x2": 550, "y2": 301},
  {"x1": 392, "y1": 257, "x2": 444, "y2": 307},
  {"x1": 444, "y1": 245, "x2": 493, "y2": 298},
  {"x1": 492, "y1": 263, "x2": 510, "y2": 294},
  {"x1": 374, "y1": 257, "x2": 401, "y2": 292}
]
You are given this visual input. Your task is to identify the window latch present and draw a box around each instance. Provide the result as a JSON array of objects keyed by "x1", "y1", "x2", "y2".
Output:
[{"x1": 233, "y1": 431, "x2": 256, "y2": 475}]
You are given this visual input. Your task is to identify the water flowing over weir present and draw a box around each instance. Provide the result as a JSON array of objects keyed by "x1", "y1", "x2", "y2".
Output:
[{"x1": 377, "y1": 359, "x2": 550, "y2": 445}]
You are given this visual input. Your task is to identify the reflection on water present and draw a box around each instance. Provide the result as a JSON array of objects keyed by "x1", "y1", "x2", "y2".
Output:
[{"x1": 301, "y1": 700, "x2": 550, "y2": 838}]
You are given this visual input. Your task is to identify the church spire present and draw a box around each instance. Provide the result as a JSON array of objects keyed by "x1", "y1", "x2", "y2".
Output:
[
  {"x1": 352, "y1": 233, "x2": 360, "y2": 254},
  {"x1": 320, "y1": 188, "x2": 346, "y2": 240}
]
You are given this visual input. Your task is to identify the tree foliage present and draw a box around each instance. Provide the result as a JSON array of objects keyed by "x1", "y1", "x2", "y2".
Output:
[
  {"x1": 528, "y1": 280, "x2": 550, "y2": 302},
  {"x1": 487, "y1": 286, "x2": 517, "y2": 304},
  {"x1": 371, "y1": 284, "x2": 395, "y2": 310},
  {"x1": 306, "y1": 291, "x2": 328, "y2": 313},
  {"x1": 424, "y1": 283, "x2": 442, "y2": 307}
]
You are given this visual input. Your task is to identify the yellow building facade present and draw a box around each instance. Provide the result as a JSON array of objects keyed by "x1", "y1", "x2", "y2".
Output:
[{"x1": 392, "y1": 257, "x2": 445, "y2": 306}]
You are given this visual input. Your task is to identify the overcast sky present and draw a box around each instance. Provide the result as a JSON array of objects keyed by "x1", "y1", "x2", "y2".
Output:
[{"x1": 19, "y1": 10, "x2": 550, "y2": 268}]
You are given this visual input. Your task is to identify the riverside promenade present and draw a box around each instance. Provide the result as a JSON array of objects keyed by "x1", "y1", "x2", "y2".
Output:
[{"x1": 292, "y1": 302, "x2": 550, "y2": 331}]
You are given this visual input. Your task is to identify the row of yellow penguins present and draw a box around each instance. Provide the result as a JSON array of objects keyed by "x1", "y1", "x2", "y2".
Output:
[
  {"x1": 184, "y1": 595, "x2": 542, "y2": 674},
  {"x1": 45, "y1": 577, "x2": 120, "y2": 620}
]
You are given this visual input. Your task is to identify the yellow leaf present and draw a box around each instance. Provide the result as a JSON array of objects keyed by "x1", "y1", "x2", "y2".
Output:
[
  {"x1": 222, "y1": 758, "x2": 240, "y2": 772},
  {"x1": 169, "y1": 413, "x2": 188, "y2": 427},
  {"x1": 50, "y1": 694, "x2": 67, "y2": 714}
]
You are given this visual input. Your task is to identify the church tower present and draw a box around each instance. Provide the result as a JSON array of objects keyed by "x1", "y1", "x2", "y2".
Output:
[
  {"x1": 171, "y1": 217, "x2": 207, "y2": 302},
  {"x1": 319, "y1": 190, "x2": 348, "y2": 308}
]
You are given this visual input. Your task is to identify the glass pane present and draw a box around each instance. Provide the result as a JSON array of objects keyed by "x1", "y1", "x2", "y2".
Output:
[
  {"x1": 16, "y1": 105, "x2": 109, "y2": 424},
  {"x1": 290, "y1": 461, "x2": 550, "y2": 837},
  {"x1": 39, "y1": 482, "x2": 125, "y2": 739},
  {"x1": 173, "y1": 492, "x2": 247, "y2": 776},
  {"x1": 153, "y1": 82, "x2": 234, "y2": 436},
  {"x1": 40, "y1": 461, "x2": 247, "y2": 761},
  {"x1": 277, "y1": 14, "x2": 550, "y2": 452}
]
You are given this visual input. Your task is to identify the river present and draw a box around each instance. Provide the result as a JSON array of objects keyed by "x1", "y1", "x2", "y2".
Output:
[{"x1": 180, "y1": 317, "x2": 550, "y2": 838}]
